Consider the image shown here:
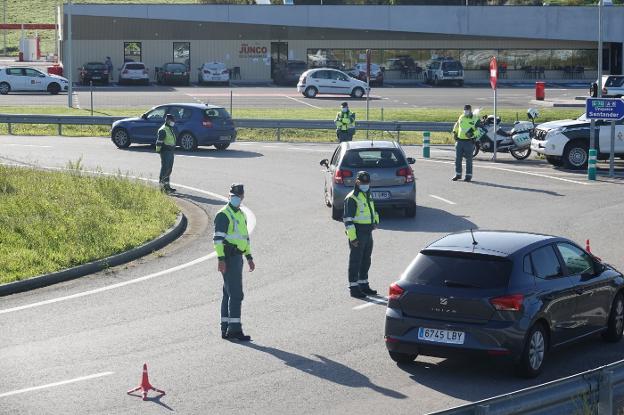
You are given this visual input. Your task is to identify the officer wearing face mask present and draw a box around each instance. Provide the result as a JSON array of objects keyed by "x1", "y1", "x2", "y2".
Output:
[
  {"x1": 451, "y1": 104, "x2": 477, "y2": 182},
  {"x1": 213, "y1": 184, "x2": 256, "y2": 341},
  {"x1": 335, "y1": 102, "x2": 356, "y2": 142},
  {"x1": 155, "y1": 113, "x2": 177, "y2": 193},
  {"x1": 343, "y1": 171, "x2": 379, "y2": 298}
]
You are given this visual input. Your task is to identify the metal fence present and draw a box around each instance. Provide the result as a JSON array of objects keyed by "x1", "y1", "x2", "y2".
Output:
[{"x1": 428, "y1": 359, "x2": 624, "y2": 415}]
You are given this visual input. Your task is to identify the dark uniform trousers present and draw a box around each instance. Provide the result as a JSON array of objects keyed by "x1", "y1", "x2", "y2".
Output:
[
  {"x1": 348, "y1": 225, "x2": 374, "y2": 286},
  {"x1": 221, "y1": 253, "x2": 244, "y2": 333},
  {"x1": 159, "y1": 147, "x2": 174, "y2": 187}
]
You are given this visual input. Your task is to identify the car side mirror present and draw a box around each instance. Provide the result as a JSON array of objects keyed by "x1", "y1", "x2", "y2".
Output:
[
  {"x1": 141, "y1": 113, "x2": 148, "y2": 120},
  {"x1": 320, "y1": 159, "x2": 329, "y2": 168},
  {"x1": 407, "y1": 157, "x2": 416, "y2": 165}
]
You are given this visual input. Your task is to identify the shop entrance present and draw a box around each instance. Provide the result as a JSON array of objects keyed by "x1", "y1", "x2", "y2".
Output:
[{"x1": 271, "y1": 42, "x2": 288, "y2": 81}]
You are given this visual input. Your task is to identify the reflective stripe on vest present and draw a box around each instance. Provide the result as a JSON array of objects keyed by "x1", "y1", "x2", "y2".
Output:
[{"x1": 220, "y1": 206, "x2": 250, "y2": 252}]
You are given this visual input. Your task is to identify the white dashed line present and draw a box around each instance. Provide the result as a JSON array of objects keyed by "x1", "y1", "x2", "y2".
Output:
[
  {"x1": 430, "y1": 194, "x2": 457, "y2": 205},
  {"x1": 283, "y1": 95, "x2": 322, "y2": 109},
  {"x1": 0, "y1": 372, "x2": 114, "y2": 398},
  {"x1": 3, "y1": 144, "x2": 53, "y2": 148}
]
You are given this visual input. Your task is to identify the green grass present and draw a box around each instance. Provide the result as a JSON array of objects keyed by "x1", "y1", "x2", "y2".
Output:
[
  {"x1": 0, "y1": 162, "x2": 179, "y2": 283},
  {"x1": 0, "y1": 105, "x2": 585, "y2": 145}
]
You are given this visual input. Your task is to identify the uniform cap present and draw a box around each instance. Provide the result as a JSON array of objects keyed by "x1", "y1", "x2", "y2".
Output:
[
  {"x1": 229, "y1": 183, "x2": 244, "y2": 196},
  {"x1": 341, "y1": 102, "x2": 349, "y2": 108},
  {"x1": 356, "y1": 171, "x2": 370, "y2": 183},
  {"x1": 165, "y1": 113, "x2": 175, "y2": 121},
  {"x1": 463, "y1": 104, "x2": 472, "y2": 111}
]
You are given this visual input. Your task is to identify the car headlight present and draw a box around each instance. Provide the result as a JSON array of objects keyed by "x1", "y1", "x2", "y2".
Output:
[{"x1": 545, "y1": 127, "x2": 565, "y2": 139}]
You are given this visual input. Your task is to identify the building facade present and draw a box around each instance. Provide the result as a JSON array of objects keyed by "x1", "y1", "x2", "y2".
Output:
[{"x1": 62, "y1": 4, "x2": 624, "y2": 83}]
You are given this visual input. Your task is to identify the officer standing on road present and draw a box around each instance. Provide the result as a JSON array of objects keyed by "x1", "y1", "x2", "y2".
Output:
[
  {"x1": 155, "y1": 114, "x2": 177, "y2": 193},
  {"x1": 104, "y1": 56, "x2": 113, "y2": 82},
  {"x1": 451, "y1": 104, "x2": 477, "y2": 182},
  {"x1": 213, "y1": 184, "x2": 255, "y2": 341},
  {"x1": 343, "y1": 171, "x2": 379, "y2": 298},
  {"x1": 335, "y1": 102, "x2": 356, "y2": 142}
]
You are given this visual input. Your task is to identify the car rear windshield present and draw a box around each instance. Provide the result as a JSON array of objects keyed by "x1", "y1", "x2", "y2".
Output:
[
  {"x1": 341, "y1": 149, "x2": 405, "y2": 168},
  {"x1": 442, "y1": 61, "x2": 462, "y2": 71},
  {"x1": 205, "y1": 63, "x2": 225, "y2": 70},
  {"x1": 166, "y1": 63, "x2": 187, "y2": 71},
  {"x1": 86, "y1": 63, "x2": 106, "y2": 70},
  {"x1": 404, "y1": 251, "x2": 512, "y2": 289},
  {"x1": 126, "y1": 64, "x2": 145, "y2": 70},
  {"x1": 606, "y1": 77, "x2": 624, "y2": 87},
  {"x1": 204, "y1": 108, "x2": 230, "y2": 118}
]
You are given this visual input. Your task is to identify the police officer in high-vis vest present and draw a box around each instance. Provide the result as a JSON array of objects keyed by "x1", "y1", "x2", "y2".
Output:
[
  {"x1": 155, "y1": 113, "x2": 177, "y2": 193},
  {"x1": 343, "y1": 171, "x2": 379, "y2": 298},
  {"x1": 213, "y1": 184, "x2": 255, "y2": 341},
  {"x1": 335, "y1": 102, "x2": 356, "y2": 142},
  {"x1": 451, "y1": 104, "x2": 477, "y2": 182}
]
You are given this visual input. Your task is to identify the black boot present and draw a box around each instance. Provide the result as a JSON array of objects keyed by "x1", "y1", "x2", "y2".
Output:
[
  {"x1": 360, "y1": 285, "x2": 378, "y2": 296},
  {"x1": 165, "y1": 185, "x2": 177, "y2": 193},
  {"x1": 463, "y1": 176, "x2": 472, "y2": 182},
  {"x1": 227, "y1": 331, "x2": 251, "y2": 342},
  {"x1": 350, "y1": 286, "x2": 366, "y2": 298},
  {"x1": 451, "y1": 175, "x2": 461, "y2": 181}
]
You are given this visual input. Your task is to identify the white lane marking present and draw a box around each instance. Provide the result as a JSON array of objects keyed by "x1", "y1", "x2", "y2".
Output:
[
  {"x1": 175, "y1": 155, "x2": 217, "y2": 159},
  {"x1": 0, "y1": 372, "x2": 114, "y2": 398},
  {"x1": 353, "y1": 297, "x2": 388, "y2": 310},
  {"x1": 3, "y1": 144, "x2": 53, "y2": 148},
  {"x1": 430, "y1": 194, "x2": 457, "y2": 205},
  {"x1": 283, "y1": 95, "x2": 322, "y2": 110},
  {"x1": 421, "y1": 159, "x2": 591, "y2": 186},
  {"x1": 0, "y1": 168, "x2": 256, "y2": 315}
]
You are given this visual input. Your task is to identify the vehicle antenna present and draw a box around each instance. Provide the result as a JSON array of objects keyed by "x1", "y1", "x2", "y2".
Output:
[{"x1": 470, "y1": 228, "x2": 478, "y2": 246}]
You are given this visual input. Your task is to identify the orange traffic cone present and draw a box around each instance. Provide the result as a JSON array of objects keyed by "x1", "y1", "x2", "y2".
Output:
[
  {"x1": 127, "y1": 363, "x2": 166, "y2": 401},
  {"x1": 586, "y1": 239, "x2": 591, "y2": 253}
]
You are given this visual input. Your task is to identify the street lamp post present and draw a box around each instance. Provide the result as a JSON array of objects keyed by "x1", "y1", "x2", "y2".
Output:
[
  {"x1": 589, "y1": 0, "x2": 603, "y2": 173},
  {"x1": 67, "y1": 0, "x2": 73, "y2": 108}
]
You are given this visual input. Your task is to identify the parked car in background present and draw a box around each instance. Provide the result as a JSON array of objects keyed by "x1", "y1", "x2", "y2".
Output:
[
  {"x1": 111, "y1": 103, "x2": 237, "y2": 151},
  {"x1": 297, "y1": 68, "x2": 369, "y2": 98},
  {"x1": 273, "y1": 60, "x2": 308, "y2": 85},
  {"x1": 385, "y1": 230, "x2": 624, "y2": 378},
  {"x1": 319, "y1": 140, "x2": 416, "y2": 220},
  {"x1": 348, "y1": 63, "x2": 384, "y2": 86},
  {"x1": 79, "y1": 62, "x2": 109, "y2": 85},
  {"x1": 118, "y1": 62, "x2": 150, "y2": 85},
  {"x1": 0, "y1": 66, "x2": 69, "y2": 95},
  {"x1": 198, "y1": 62, "x2": 230, "y2": 86},
  {"x1": 424, "y1": 58, "x2": 464, "y2": 86},
  {"x1": 590, "y1": 75, "x2": 624, "y2": 98},
  {"x1": 156, "y1": 62, "x2": 190, "y2": 86}
]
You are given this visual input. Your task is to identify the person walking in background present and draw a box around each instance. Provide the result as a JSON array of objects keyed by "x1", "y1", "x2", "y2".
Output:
[{"x1": 104, "y1": 56, "x2": 113, "y2": 82}]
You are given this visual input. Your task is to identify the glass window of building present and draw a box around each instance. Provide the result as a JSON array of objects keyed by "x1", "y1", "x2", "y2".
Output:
[
  {"x1": 124, "y1": 42, "x2": 142, "y2": 63},
  {"x1": 173, "y1": 42, "x2": 190, "y2": 70}
]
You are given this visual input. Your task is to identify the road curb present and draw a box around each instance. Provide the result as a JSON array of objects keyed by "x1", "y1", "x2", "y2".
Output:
[{"x1": 0, "y1": 212, "x2": 188, "y2": 297}]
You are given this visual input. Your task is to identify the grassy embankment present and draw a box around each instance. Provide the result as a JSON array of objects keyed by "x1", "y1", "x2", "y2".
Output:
[
  {"x1": 0, "y1": 162, "x2": 179, "y2": 283},
  {"x1": 0, "y1": 106, "x2": 585, "y2": 145}
]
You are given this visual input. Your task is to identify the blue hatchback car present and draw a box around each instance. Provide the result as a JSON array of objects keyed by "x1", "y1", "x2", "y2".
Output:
[{"x1": 111, "y1": 103, "x2": 237, "y2": 151}]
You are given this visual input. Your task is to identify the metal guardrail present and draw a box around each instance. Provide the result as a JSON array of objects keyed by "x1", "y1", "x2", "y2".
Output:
[
  {"x1": 0, "y1": 113, "x2": 457, "y2": 140},
  {"x1": 428, "y1": 359, "x2": 624, "y2": 415}
]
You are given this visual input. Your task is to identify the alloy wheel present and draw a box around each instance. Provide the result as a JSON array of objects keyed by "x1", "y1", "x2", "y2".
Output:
[
  {"x1": 528, "y1": 330, "x2": 545, "y2": 371},
  {"x1": 568, "y1": 147, "x2": 588, "y2": 167}
]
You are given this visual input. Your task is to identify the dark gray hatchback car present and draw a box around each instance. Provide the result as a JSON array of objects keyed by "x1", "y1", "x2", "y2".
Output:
[{"x1": 385, "y1": 231, "x2": 624, "y2": 378}]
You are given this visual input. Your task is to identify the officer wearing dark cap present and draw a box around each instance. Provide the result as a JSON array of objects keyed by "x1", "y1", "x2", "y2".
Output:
[
  {"x1": 155, "y1": 113, "x2": 177, "y2": 193},
  {"x1": 335, "y1": 101, "x2": 356, "y2": 142},
  {"x1": 213, "y1": 183, "x2": 256, "y2": 341},
  {"x1": 343, "y1": 171, "x2": 379, "y2": 298},
  {"x1": 451, "y1": 104, "x2": 477, "y2": 182}
]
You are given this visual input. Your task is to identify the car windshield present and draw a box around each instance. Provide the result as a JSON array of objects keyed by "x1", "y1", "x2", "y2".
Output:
[
  {"x1": 126, "y1": 64, "x2": 145, "y2": 70},
  {"x1": 341, "y1": 149, "x2": 405, "y2": 168},
  {"x1": 605, "y1": 77, "x2": 624, "y2": 87},
  {"x1": 442, "y1": 61, "x2": 462, "y2": 71},
  {"x1": 86, "y1": 63, "x2": 106, "y2": 70},
  {"x1": 204, "y1": 108, "x2": 230, "y2": 118},
  {"x1": 404, "y1": 251, "x2": 512, "y2": 289},
  {"x1": 166, "y1": 63, "x2": 187, "y2": 71},
  {"x1": 577, "y1": 113, "x2": 588, "y2": 121}
]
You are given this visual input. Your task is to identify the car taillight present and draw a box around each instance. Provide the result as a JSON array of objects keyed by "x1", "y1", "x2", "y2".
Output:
[
  {"x1": 334, "y1": 169, "x2": 352, "y2": 184},
  {"x1": 202, "y1": 120, "x2": 213, "y2": 128},
  {"x1": 389, "y1": 282, "x2": 404, "y2": 300},
  {"x1": 490, "y1": 294, "x2": 524, "y2": 312},
  {"x1": 396, "y1": 167, "x2": 414, "y2": 183}
]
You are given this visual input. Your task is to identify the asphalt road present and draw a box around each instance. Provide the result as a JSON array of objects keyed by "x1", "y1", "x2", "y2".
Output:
[
  {"x1": 0, "y1": 84, "x2": 587, "y2": 110},
  {"x1": 1, "y1": 135, "x2": 623, "y2": 414}
]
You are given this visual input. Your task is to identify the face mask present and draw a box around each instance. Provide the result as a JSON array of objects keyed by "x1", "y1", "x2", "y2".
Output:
[
  {"x1": 359, "y1": 184, "x2": 370, "y2": 192},
  {"x1": 464, "y1": 111, "x2": 471, "y2": 117},
  {"x1": 342, "y1": 108, "x2": 348, "y2": 113},
  {"x1": 167, "y1": 121, "x2": 175, "y2": 127},
  {"x1": 230, "y1": 195, "x2": 241, "y2": 208}
]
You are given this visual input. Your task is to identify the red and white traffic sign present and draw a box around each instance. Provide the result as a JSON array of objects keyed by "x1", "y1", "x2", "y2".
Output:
[{"x1": 490, "y1": 57, "x2": 497, "y2": 90}]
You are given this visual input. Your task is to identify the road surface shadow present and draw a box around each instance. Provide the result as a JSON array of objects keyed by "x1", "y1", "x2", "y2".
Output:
[
  {"x1": 469, "y1": 180, "x2": 564, "y2": 197},
  {"x1": 397, "y1": 333, "x2": 624, "y2": 402},
  {"x1": 124, "y1": 145, "x2": 263, "y2": 159},
  {"x1": 127, "y1": 393, "x2": 173, "y2": 411},
  {"x1": 239, "y1": 343, "x2": 407, "y2": 400},
  {"x1": 173, "y1": 192, "x2": 225, "y2": 207},
  {"x1": 377, "y1": 205, "x2": 476, "y2": 233}
]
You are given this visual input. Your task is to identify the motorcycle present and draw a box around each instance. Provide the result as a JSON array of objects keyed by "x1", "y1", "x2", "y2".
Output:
[{"x1": 471, "y1": 108, "x2": 539, "y2": 160}]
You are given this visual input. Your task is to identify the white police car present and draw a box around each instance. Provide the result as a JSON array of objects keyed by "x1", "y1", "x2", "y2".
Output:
[
  {"x1": 0, "y1": 66, "x2": 69, "y2": 95},
  {"x1": 531, "y1": 113, "x2": 624, "y2": 170}
]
